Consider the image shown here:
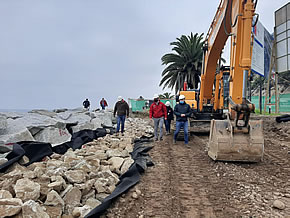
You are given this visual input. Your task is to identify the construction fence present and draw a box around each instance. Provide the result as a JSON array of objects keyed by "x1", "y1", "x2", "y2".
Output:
[
  {"x1": 129, "y1": 94, "x2": 290, "y2": 113},
  {"x1": 251, "y1": 93, "x2": 290, "y2": 113},
  {"x1": 129, "y1": 99, "x2": 176, "y2": 112}
]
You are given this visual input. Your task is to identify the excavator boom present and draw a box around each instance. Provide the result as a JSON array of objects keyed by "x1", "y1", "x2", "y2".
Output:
[{"x1": 201, "y1": 0, "x2": 264, "y2": 162}]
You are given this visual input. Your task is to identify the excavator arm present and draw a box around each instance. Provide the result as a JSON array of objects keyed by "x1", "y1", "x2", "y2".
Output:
[{"x1": 201, "y1": 0, "x2": 264, "y2": 162}]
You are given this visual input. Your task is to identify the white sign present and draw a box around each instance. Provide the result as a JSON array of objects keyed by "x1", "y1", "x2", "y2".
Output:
[
  {"x1": 251, "y1": 21, "x2": 265, "y2": 76},
  {"x1": 275, "y1": 3, "x2": 290, "y2": 73}
]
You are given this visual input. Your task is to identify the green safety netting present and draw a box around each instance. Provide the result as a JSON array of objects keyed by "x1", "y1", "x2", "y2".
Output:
[
  {"x1": 251, "y1": 93, "x2": 290, "y2": 113},
  {"x1": 129, "y1": 99, "x2": 176, "y2": 112}
]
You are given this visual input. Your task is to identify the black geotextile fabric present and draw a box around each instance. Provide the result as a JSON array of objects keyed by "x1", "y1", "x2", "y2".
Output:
[
  {"x1": 85, "y1": 136, "x2": 154, "y2": 218},
  {"x1": 276, "y1": 114, "x2": 290, "y2": 123},
  {"x1": 0, "y1": 128, "x2": 113, "y2": 173}
]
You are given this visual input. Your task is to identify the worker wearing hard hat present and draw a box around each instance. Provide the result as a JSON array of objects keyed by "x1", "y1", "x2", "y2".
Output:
[
  {"x1": 149, "y1": 94, "x2": 167, "y2": 141},
  {"x1": 173, "y1": 95, "x2": 191, "y2": 145}
]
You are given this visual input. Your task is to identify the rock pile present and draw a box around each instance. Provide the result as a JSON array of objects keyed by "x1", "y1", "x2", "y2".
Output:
[
  {"x1": 0, "y1": 108, "x2": 113, "y2": 162},
  {"x1": 0, "y1": 117, "x2": 153, "y2": 217}
]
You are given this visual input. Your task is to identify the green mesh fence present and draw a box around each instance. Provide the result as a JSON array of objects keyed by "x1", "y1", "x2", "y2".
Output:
[
  {"x1": 129, "y1": 99, "x2": 176, "y2": 112},
  {"x1": 251, "y1": 93, "x2": 290, "y2": 113}
]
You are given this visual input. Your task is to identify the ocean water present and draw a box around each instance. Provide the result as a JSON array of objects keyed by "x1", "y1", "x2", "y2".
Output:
[{"x1": 0, "y1": 109, "x2": 30, "y2": 113}]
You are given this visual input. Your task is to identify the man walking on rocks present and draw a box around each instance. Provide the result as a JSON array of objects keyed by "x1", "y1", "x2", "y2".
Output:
[
  {"x1": 113, "y1": 96, "x2": 129, "y2": 136},
  {"x1": 83, "y1": 98, "x2": 90, "y2": 110},
  {"x1": 149, "y1": 94, "x2": 167, "y2": 141},
  {"x1": 173, "y1": 95, "x2": 191, "y2": 145},
  {"x1": 100, "y1": 97, "x2": 108, "y2": 110}
]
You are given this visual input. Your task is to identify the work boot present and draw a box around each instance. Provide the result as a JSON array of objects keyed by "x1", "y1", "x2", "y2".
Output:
[
  {"x1": 173, "y1": 139, "x2": 176, "y2": 144},
  {"x1": 185, "y1": 143, "x2": 190, "y2": 148},
  {"x1": 159, "y1": 138, "x2": 163, "y2": 141},
  {"x1": 154, "y1": 138, "x2": 158, "y2": 141}
]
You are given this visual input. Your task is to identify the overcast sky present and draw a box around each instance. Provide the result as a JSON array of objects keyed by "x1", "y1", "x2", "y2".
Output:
[{"x1": 0, "y1": 0, "x2": 288, "y2": 110}]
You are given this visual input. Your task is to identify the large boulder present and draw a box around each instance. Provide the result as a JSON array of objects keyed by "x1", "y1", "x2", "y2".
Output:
[
  {"x1": 0, "y1": 119, "x2": 35, "y2": 146},
  {"x1": 12, "y1": 112, "x2": 66, "y2": 131},
  {"x1": 34, "y1": 127, "x2": 71, "y2": 146},
  {"x1": 28, "y1": 109, "x2": 57, "y2": 118},
  {"x1": 0, "y1": 116, "x2": 7, "y2": 134}
]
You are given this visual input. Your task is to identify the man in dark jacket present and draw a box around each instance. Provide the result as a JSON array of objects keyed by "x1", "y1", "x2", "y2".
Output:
[
  {"x1": 83, "y1": 98, "x2": 90, "y2": 110},
  {"x1": 113, "y1": 96, "x2": 129, "y2": 135},
  {"x1": 149, "y1": 94, "x2": 167, "y2": 141},
  {"x1": 173, "y1": 95, "x2": 191, "y2": 145},
  {"x1": 165, "y1": 101, "x2": 174, "y2": 135}
]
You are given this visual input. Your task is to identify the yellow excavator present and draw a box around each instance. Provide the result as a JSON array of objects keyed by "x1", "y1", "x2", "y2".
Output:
[{"x1": 183, "y1": 0, "x2": 264, "y2": 162}]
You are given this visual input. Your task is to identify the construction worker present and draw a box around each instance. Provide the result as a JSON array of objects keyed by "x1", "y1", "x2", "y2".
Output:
[
  {"x1": 149, "y1": 94, "x2": 167, "y2": 141},
  {"x1": 83, "y1": 98, "x2": 90, "y2": 111},
  {"x1": 100, "y1": 98, "x2": 108, "y2": 110},
  {"x1": 113, "y1": 96, "x2": 129, "y2": 136},
  {"x1": 165, "y1": 101, "x2": 174, "y2": 135},
  {"x1": 173, "y1": 95, "x2": 191, "y2": 145}
]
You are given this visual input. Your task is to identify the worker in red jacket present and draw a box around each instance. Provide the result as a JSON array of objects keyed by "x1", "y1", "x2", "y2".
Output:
[
  {"x1": 100, "y1": 98, "x2": 108, "y2": 110},
  {"x1": 149, "y1": 94, "x2": 167, "y2": 141}
]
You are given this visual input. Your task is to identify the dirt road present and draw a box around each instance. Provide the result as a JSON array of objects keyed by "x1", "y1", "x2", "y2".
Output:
[{"x1": 103, "y1": 116, "x2": 290, "y2": 218}]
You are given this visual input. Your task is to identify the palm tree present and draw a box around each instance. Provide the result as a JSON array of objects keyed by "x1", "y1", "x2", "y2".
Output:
[
  {"x1": 159, "y1": 92, "x2": 174, "y2": 99},
  {"x1": 160, "y1": 33, "x2": 204, "y2": 94}
]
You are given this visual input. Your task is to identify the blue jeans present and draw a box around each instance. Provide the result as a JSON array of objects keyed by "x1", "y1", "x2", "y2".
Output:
[
  {"x1": 174, "y1": 121, "x2": 189, "y2": 144},
  {"x1": 117, "y1": 115, "x2": 126, "y2": 133},
  {"x1": 165, "y1": 119, "x2": 172, "y2": 133}
]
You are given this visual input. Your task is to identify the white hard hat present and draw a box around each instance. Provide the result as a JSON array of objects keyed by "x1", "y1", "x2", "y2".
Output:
[
  {"x1": 179, "y1": 95, "x2": 185, "y2": 100},
  {"x1": 165, "y1": 101, "x2": 170, "y2": 106},
  {"x1": 117, "y1": 96, "x2": 123, "y2": 101},
  {"x1": 153, "y1": 94, "x2": 159, "y2": 99}
]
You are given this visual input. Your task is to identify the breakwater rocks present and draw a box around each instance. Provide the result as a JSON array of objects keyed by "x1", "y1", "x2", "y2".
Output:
[{"x1": 0, "y1": 115, "x2": 153, "y2": 217}]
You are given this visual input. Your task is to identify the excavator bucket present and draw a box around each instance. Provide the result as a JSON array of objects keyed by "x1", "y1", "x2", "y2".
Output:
[{"x1": 208, "y1": 119, "x2": 264, "y2": 162}]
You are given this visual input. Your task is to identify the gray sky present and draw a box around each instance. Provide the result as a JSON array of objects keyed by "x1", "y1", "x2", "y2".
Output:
[{"x1": 0, "y1": 0, "x2": 288, "y2": 110}]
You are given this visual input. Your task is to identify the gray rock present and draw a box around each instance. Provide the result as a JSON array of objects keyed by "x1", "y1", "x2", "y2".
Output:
[
  {"x1": 0, "y1": 198, "x2": 23, "y2": 217},
  {"x1": 44, "y1": 190, "x2": 65, "y2": 208},
  {"x1": 72, "y1": 122, "x2": 95, "y2": 133},
  {"x1": 0, "y1": 119, "x2": 35, "y2": 146},
  {"x1": 60, "y1": 184, "x2": 73, "y2": 198},
  {"x1": 121, "y1": 158, "x2": 134, "y2": 175},
  {"x1": 56, "y1": 111, "x2": 72, "y2": 120},
  {"x1": 85, "y1": 197, "x2": 102, "y2": 209},
  {"x1": 95, "y1": 193, "x2": 109, "y2": 202},
  {"x1": 0, "y1": 157, "x2": 8, "y2": 165},
  {"x1": 22, "y1": 200, "x2": 49, "y2": 218},
  {"x1": 63, "y1": 187, "x2": 82, "y2": 214},
  {"x1": 273, "y1": 199, "x2": 285, "y2": 210},
  {"x1": 53, "y1": 108, "x2": 68, "y2": 113},
  {"x1": 0, "y1": 116, "x2": 7, "y2": 134},
  {"x1": 64, "y1": 170, "x2": 87, "y2": 184},
  {"x1": 72, "y1": 205, "x2": 92, "y2": 217},
  {"x1": 28, "y1": 109, "x2": 56, "y2": 118},
  {"x1": 108, "y1": 157, "x2": 124, "y2": 173},
  {"x1": 94, "y1": 178, "x2": 109, "y2": 193},
  {"x1": 106, "y1": 149, "x2": 124, "y2": 158},
  {"x1": 91, "y1": 117, "x2": 103, "y2": 129},
  {"x1": 34, "y1": 126, "x2": 71, "y2": 146}
]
